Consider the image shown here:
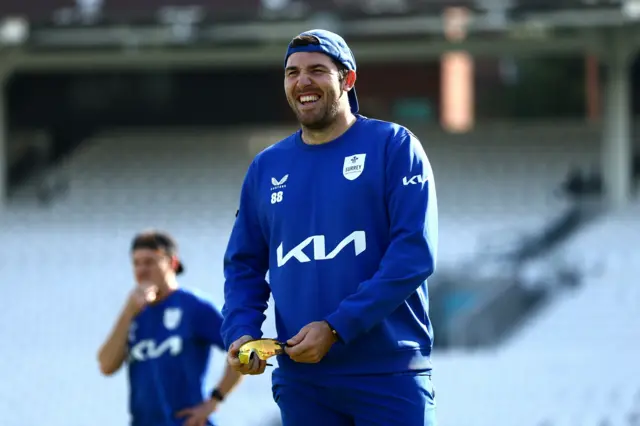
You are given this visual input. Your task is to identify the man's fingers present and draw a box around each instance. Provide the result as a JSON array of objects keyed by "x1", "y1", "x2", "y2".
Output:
[
  {"x1": 234, "y1": 361, "x2": 253, "y2": 374},
  {"x1": 288, "y1": 347, "x2": 319, "y2": 364},
  {"x1": 228, "y1": 355, "x2": 250, "y2": 374},
  {"x1": 227, "y1": 335, "x2": 271, "y2": 375},
  {"x1": 284, "y1": 345, "x2": 298, "y2": 357},
  {"x1": 228, "y1": 335, "x2": 253, "y2": 357},
  {"x1": 247, "y1": 352, "x2": 258, "y2": 370},
  {"x1": 228, "y1": 341, "x2": 241, "y2": 356},
  {"x1": 251, "y1": 358, "x2": 267, "y2": 375},
  {"x1": 175, "y1": 408, "x2": 192, "y2": 418},
  {"x1": 286, "y1": 327, "x2": 309, "y2": 346},
  {"x1": 285, "y1": 339, "x2": 311, "y2": 358},
  {"x1": 228, "y1": 352, "x2": 263, "y2": 375},
  {"x1": 286, "y1": 334, "x2": 302, "y2": 346},
  {"x1": 143, "y1": 284, "x2": 157, "y2": 293},
  {"x1": 285, "y1": 330, "x2": 311, "y2": 355},
  {"x1": 143, "y1": 286, "x2": 157, "y2": 303},
  {"x1": 228, "y1": 347, "x2": 241, "y2": 362},
  {"x1": 228, "y1": 345, "x2": 239, "y2": 357},
  {"x1": 242, "y1": 353, "x2": 266, "y2": 375},
  {"x1": 285, "y1": 334, "x2": 324, "y2": 363},
  {"x1": 237, "y1": 365, "x2": 252, "y2": 374},
  {"x1": 249, "y1": 352, "x2": 262, "y2": 372},
  {"x1": 184, "y1": 416, "x2": 201, "y2": 426},
  {"x1": 227, "y1": 335, "x2": 252, "y2": 365},
  {"x1": 294, "y1": 353, "x2": 320, "y2": 364},
  {"x1": 227, "y1": 353, "x2": 242, "y2": 367}
]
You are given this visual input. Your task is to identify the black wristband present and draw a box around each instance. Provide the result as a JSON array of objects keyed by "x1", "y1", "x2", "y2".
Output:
[
  {"x1": 210, "y1": 388, "x2": 225, "y2": 402},
  {"x1": 324, "y1": 320, "x2": 342, "y2": 342}
]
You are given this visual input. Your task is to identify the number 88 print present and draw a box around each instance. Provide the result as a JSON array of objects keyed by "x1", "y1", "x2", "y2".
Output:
[{"x1": 271, "y1": 191, "x2": 283, "y2": 204}]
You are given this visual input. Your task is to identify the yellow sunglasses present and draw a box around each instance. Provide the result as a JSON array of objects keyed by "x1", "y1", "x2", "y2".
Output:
[{"x1": 238, "y1": 338, "x2": 287, "y2": 366}]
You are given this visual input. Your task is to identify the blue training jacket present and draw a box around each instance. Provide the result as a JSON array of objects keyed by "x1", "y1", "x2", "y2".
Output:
[{"x1": 221, "y1": 114, "x2": 438, "y2": 377}]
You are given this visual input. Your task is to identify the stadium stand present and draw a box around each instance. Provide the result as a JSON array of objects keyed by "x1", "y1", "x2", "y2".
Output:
[
  {"x1": 435, "y1": 200, "x2": 640, "y2": 426},
  {"x1": 5, "y1": 119, "x2": 608, "y2": 260},
  {"x1": 504, "y1": 203, "x2": 640, "y2": 354}
]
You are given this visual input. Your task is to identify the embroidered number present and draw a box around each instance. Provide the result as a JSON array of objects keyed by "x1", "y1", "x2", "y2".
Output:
[{"x1": 271, "y1": 191, "x2": 283, "y2": 204}]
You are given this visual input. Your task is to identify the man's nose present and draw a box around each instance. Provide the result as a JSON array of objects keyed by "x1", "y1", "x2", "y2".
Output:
[{"x1": 297, "y1": 72, "x2": 312, "y2": 87}]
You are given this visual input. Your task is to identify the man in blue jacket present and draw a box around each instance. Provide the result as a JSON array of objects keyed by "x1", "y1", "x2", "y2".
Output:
[
  {"x1": 98, "y1": 230, "x2": 243, "y2": 426},
  {"x1": 221, "y1": 29, "x2": 438, "y2": 426}
]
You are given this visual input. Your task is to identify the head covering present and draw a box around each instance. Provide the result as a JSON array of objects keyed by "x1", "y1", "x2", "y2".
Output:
[
  {"x1": 284, "y1": 29, "x2": 359, "y2": 114},
  {"x1": 131, "y1": 230, "x2": 185, "y2": 275}
]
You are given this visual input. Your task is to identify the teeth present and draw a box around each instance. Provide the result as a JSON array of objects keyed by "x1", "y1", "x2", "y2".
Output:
[{"x1": 299, "y1": 95, "x2": 319, "y2": 104}]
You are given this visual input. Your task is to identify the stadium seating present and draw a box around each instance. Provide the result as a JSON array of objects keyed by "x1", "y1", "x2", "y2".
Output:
[
  {"x1": 435, "y1": 202, "x2": 640, "y2": 426},
  {"x1": 0, "y1": 120, "x2": 638, "y2": 426}
]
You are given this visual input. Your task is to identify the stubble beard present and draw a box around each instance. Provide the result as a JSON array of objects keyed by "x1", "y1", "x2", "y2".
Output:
[{"x1": 291, "y1": 96, "x2": 341, "y2": 131}]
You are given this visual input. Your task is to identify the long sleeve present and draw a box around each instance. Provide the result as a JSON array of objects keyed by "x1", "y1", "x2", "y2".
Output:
[
  {"x1": 220, "y1": 161, "x2": 271, "y2": 350},
  {"x1": 324, "y1": 131, "x2": 438, "y2": 344}
]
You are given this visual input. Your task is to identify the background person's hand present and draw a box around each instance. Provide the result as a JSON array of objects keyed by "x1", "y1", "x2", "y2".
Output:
[
  {"x1": 126, "y1": 283, "x2": 157, "y2": 315},
  {"x1": 175, "y1": 398, "x2": 217, "y2": 426},
  {"x1": 227, "y1": 335, "x2": 267, "y2": 375},
  {"x1": 285, "y1": 321, "x2": 337, "y2": 364}
]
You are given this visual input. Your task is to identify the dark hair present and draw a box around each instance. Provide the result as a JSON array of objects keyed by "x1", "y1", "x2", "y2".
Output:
[
  {"x1": 131, "y1": 230, "x2": 184, "y2": 274},
  {"x1": 289, "y1": 34, "x2": 349, "y2": 82}
]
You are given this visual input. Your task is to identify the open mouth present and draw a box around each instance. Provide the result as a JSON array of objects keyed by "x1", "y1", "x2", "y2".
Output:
[{"x1": 298, "y1": 94, "x2": 321, "y2": 106}]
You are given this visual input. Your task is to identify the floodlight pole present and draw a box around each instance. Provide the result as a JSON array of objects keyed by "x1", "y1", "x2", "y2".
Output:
[
  {"x1": 601, "y1": 28, "x2": 635, "y2": 210},
  {"x1": 0, "y1": 63, "x2": 8, "y2": 213}
]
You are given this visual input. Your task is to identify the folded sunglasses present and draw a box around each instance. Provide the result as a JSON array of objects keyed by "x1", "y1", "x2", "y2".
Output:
[{"x1": 238, "y1": 338, "x2": 289, "y2": 366}]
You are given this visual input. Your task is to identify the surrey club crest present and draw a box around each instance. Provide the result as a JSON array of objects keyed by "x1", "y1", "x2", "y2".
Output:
[
  {"x1": 343, "y1": 154, "x2": 366, "y2": 181},
  {"x1": 163, "y1": 308, "x2": 182, "y2": 330}
]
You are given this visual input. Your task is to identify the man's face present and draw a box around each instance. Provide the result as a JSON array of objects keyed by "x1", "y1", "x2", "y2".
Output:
[
  {"x1": 132, "y1": 248, "x2": 173, "y2": 286},
  {"x1": 284, "y1": 52, "x2": 346, "y2": 130}
]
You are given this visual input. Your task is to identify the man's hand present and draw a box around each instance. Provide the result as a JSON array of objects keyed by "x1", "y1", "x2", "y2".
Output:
[
  {"x1": 97, "y1": 284, "x2": 157, "y2": 376},
  {"x1": 175, "y1": 399, "x2": 217, "y2": 426},
  {"x1": 126, "y1": 283, "x2": 158, "y2": 316},
  {"x1": 285, "y1": 321, "x2": 337, "y2": 364},
  {"x1": 227, "y1": 335, "x2": 267, "y2": 375}
]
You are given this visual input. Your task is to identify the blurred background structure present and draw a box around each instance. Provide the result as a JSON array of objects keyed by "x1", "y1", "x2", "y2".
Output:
[{"x1": 1, "y1": 1, "x2": 639, "y2": 425}]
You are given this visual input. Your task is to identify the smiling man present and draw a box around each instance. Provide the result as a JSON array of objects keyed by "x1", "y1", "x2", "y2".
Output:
[{"x1": 221, "y1": 29, "x2": 439, "y2": 426}]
